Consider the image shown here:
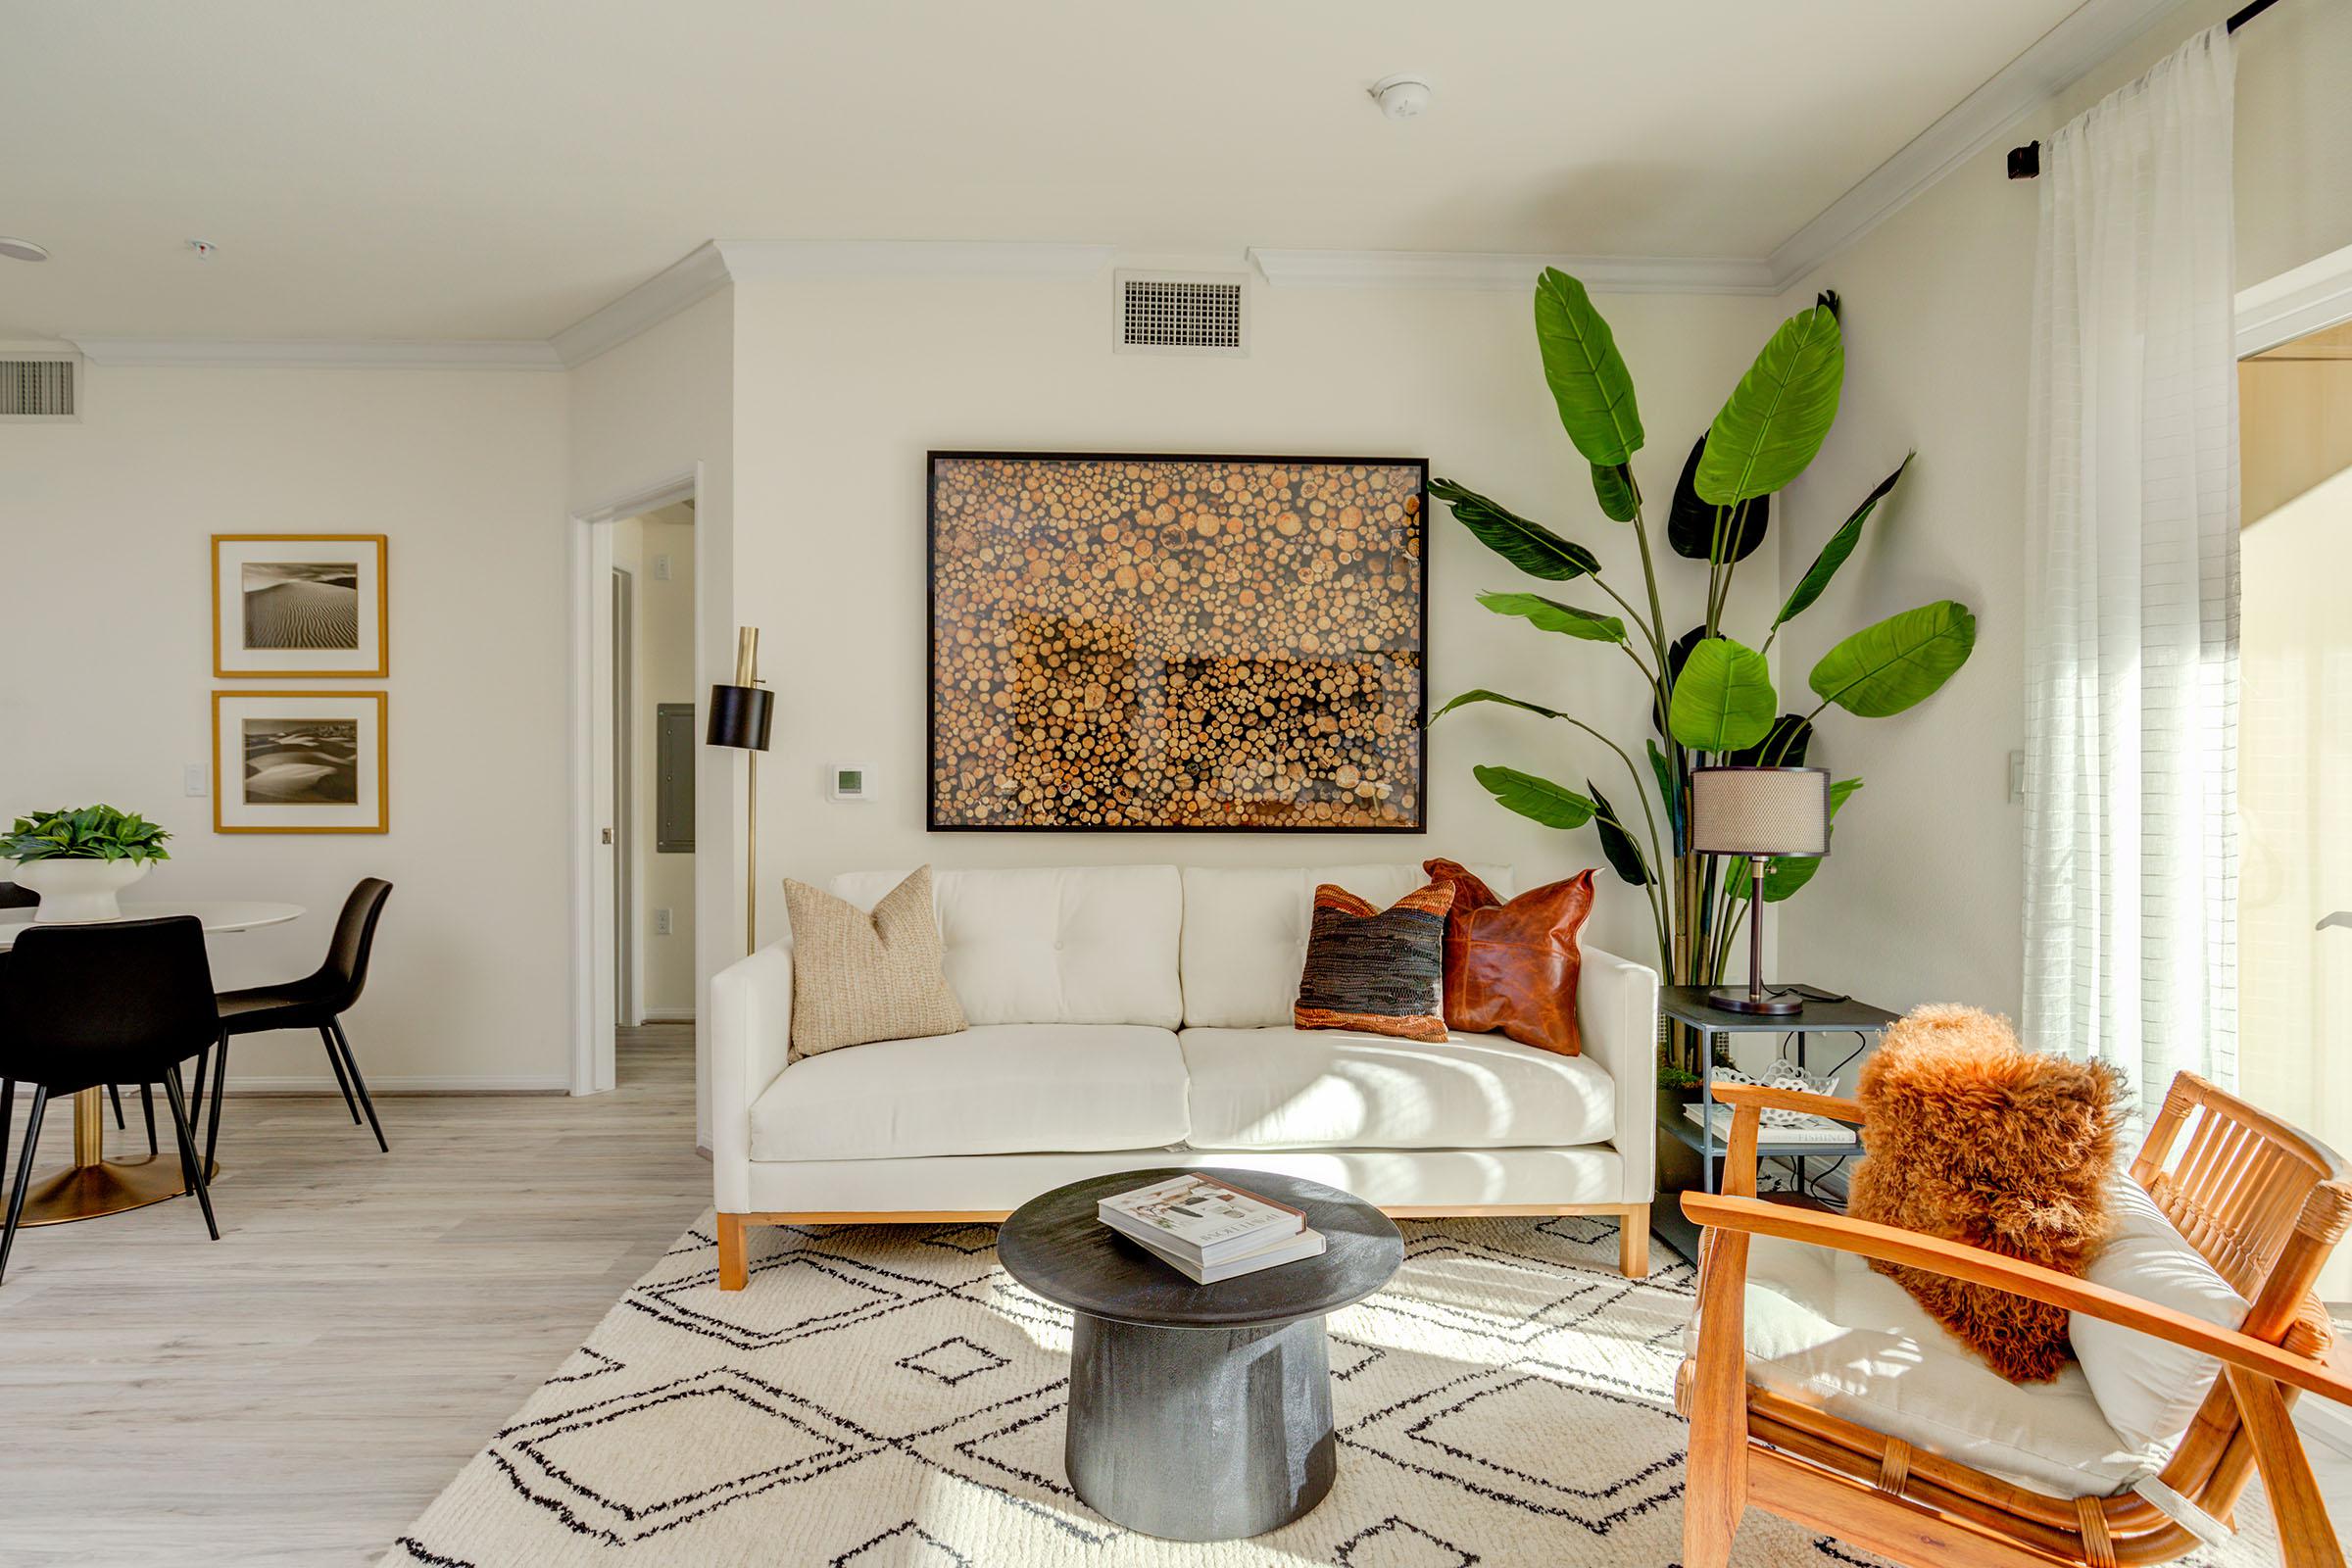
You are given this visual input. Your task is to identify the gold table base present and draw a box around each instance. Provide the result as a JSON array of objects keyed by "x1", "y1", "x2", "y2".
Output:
[{"x1": 17, "y1": 1085, "x2": 221, "y2": 1227}]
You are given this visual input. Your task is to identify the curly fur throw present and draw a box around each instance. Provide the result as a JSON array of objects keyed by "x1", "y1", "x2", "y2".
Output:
[{"x1": 1848, "y1": 1004, "x2": 2127, "y2": 1383}]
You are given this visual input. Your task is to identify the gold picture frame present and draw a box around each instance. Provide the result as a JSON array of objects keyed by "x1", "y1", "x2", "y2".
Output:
[
  {"x1": 213, "y1": 690, "x2": 389, "y2": 834},
  {"x1": 212, "y1": 533, "x2": 389, "y2": 678}
]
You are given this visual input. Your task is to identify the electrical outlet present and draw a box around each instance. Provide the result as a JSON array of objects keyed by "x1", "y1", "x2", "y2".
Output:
[
  {"x1": 184, "y1": 763, "x2": 209, "y2": 798},
  {"x1": 655, "y1": 907, "x2": 672, "y2": 936}
]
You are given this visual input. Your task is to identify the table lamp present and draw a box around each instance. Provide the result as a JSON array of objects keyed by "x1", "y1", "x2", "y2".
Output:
[
  {"x1": 1690, "y1": 765, "x2": 1831, "y2": 1015},
  {"x1": 706, "y1": 627, "x2": 774, "y2": 956}
]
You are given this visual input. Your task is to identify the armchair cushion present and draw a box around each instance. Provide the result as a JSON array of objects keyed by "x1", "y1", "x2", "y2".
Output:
[
  {"x1": 1716, "y1": 1235, "x2": 2155, "y2": 1498},
  {"x1": 2071, "y1": 1173, "x2": 2248, "y2": 1453}
]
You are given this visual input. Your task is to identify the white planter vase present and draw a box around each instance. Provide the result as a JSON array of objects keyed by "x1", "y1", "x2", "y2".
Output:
[{"x1": 14, "y1": 858, "x2": 152, "y2": 922}]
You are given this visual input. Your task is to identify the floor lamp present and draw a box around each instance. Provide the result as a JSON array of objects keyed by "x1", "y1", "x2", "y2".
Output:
[{"x1": 706, "y1": 627, "x2": 773, "y2": 957}]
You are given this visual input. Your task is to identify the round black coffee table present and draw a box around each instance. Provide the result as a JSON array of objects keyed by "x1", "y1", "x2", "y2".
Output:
[{"x1": 998, "y1": 1167, "x2": 1403, "y2": 1542}]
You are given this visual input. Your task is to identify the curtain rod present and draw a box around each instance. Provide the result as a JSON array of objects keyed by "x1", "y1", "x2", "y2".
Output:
[{"x1": 2006, "y1": 0, "x2": 2280, "y2": 178}]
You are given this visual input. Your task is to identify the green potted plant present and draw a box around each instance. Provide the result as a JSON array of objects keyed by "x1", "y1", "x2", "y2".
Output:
[
  {"x1": 1430, "y1": 271, "x2": 1977, "y2": 1085},
  {"x1": 2, "y1": 805, "x2": 172, "y2": 921}
]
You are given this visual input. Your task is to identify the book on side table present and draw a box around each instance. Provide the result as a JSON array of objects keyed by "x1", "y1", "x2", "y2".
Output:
[{"x1": 1098, "y1": 1174, "x2": 1327, "y2": 1284}]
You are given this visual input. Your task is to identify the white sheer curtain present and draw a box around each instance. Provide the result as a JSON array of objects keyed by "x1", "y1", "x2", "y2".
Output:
[{"x1": 2023, "y1": 25, "x2": 2239, "y2": 1110}]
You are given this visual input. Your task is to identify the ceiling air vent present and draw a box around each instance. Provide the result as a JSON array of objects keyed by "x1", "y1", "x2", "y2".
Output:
[
  {"x1": 1116, "y1": 270, "x2": 1247, "y2": 357},
  {"x1": 0, "y1": 355, "x2": 78, "y2": 420}
]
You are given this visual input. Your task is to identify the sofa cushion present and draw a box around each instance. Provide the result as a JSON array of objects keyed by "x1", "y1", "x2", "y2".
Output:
[
  {"x1": 750, "y1": 1024, "x2": 1189, "y2": 1162},
  {"x1": 1716, "y1": 1236, "x2": 2154, "y2": 1498},
  {"x1": 829, "y1": 865, "x2": 1182, "y2": 1029},
  {"x1": 1180, "y1": 1026, "x2": 1614, "y2": 1151},
  {"x1": 1181, "y1": 862, "x2": 1512, "y2": 1028},
  {"x1": 1294, "y1": 880, "x2": 1454, "y2": 1043}
]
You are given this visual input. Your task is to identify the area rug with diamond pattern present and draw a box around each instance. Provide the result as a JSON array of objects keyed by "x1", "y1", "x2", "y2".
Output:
[{"x1": 387, "y1": 1212, "x2": 2279, "y2": 1567}]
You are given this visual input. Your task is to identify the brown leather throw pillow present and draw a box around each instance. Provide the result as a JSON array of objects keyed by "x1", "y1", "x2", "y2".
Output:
[
  {"x1": 1848, "y1": 1004, "x2": 2126, "y2": 1383},
  {"x1": 1421, "y1": 860, "x2": 1593, "y2": 1055}
]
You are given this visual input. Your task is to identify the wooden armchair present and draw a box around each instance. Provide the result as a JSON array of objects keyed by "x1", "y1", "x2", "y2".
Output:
[{"x1": 1679, "y1": 1072, "x2": 2352, "y2": 1567}]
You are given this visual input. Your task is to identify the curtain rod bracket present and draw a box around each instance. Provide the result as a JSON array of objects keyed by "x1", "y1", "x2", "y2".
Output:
[{"x1": 2005, "y1": 0, "x2": 2280, "y2": 180}]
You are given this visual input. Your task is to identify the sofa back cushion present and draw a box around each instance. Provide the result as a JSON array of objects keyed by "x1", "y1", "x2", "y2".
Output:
[
  {"x1": 828, "y1": 864, "x2": 1183, "y2": 1028},
  {"x1": 1181, "y1": 862, "x2": 1514, "y2": 1027}
]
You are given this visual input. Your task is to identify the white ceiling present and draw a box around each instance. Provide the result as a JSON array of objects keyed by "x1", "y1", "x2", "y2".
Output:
[{"x1": 2, "y1": 0, "x2": 2095, "y2": 343}]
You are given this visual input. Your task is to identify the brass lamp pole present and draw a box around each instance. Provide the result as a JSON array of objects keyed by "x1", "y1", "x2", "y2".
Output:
[{"x1": 706, "y1": 627, "x2": 774, "y2": 956}]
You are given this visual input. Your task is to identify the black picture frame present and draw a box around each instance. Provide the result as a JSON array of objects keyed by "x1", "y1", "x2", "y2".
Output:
[{"x1": 926, "y1": 450, "x2": 1430, "y2": 834}]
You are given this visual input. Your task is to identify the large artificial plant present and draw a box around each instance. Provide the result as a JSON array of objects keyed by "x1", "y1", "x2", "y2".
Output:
[{"x1": 1430, "y1": 270, "x2": 1975, "y2": 1055}]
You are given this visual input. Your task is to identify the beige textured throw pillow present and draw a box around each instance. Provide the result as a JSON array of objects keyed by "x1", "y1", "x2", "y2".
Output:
[{"x1": 783, "y1": 866, "x2": 967, "y2": 1058}]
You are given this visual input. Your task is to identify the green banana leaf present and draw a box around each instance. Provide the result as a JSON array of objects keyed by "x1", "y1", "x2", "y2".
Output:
[
  {"x1": 1667, "y1": 637, "x2": 1777, "y2": 753},
  {"x1": 1667, "y1": 435, "x2": 1768, "y2": 562},
  {"x1": 1588, "y1": 780, "x2": 1650, "y2": 886},
  {"x1": 1533, "y1": 269, "x2": 1643, "y2": 466},
  {"x1": 1728, "y1": 712, "x2": 1813, "y2": 768},
  {"x1": 1807, "y1": 601, "x2": 1977, "y2": 717},
  {"x1": 1430, "y1": 477, "x2": 1600, "y2": 581},
  {"x1": 1591, "y1": 461, "x2": 1639, "y2": 522},
  {"x1": 1477, "y1": 590, "x2": 1626, "y2": 644},
  {"x1": 1774, "y1": 455, "x2": 1911, "y2": 629},
  {"x1": 1473, "y1": 764, "x2": 1598, "y2": 830},
  {"x1": 1696, "y1": 302, "x2": 1844, "y2": 504},
  {"x1": 1429, "y1": 688, "x2": 1570, "y2": 725},
  {"x1": 1647, "y1": 739, "x2": 1683, "y2": 852}
]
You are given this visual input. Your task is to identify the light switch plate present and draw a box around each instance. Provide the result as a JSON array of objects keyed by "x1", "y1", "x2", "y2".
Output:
[
  {"x1": 2008, "y1": 749, "x2": 2026, "y2": 804},
  {"x1": 184, "y1": 762, "x2": 209, "y2": 798},
  {"x1": 653, "y1": 553, "x2": 671, "y2": 581},
  {"x1": 655, "y1": 907, "x2": 672, "y2": 936}
]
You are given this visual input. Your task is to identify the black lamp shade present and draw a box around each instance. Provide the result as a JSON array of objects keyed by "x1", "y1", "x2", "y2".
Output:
[{"x1": 706, "y1": 684, "x2": 773, "y2": 752}]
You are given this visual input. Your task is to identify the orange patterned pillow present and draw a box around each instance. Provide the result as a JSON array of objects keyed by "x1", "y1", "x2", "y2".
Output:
[{"x1": 1293, "y1": 881, "x2": 1455, "y2": 1044}]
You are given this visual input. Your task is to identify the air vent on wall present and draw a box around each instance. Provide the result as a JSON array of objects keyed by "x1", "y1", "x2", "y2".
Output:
[
  {"x1": 0, "y1": 355, "x2": 78, "y2": 420},
  {"x1": 1115, "y1": 270, "x2": 1248, "y2": 357}
]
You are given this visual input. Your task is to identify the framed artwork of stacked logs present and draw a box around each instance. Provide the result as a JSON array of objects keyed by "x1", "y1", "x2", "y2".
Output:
[{"x1": 927, "y1": 451, "x2": 1428, "y2": 832}]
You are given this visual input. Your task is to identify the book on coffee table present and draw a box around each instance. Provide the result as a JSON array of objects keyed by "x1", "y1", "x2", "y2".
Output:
[
  {"x1": 1097, "y1": 1174, "x2": 1304, "y2": 1266},
  {"x1": 1126, "y1": 1223, "x2": 1328, "y2": 1284}
]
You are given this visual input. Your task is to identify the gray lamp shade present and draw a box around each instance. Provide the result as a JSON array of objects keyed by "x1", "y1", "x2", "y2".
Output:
[{"x1": 1690, "y1": 766, "x2": 1831, "y2": 858}]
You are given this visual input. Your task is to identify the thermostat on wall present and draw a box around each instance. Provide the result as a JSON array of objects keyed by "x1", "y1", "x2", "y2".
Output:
[{"x1": 829, "y1": 764, "x2": 874, "y2": 802}]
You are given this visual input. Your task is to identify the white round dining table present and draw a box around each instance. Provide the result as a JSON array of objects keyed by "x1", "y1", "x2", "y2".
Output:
[{"x1": 1, "y1": 899, "x2": 306, "y2": 1225}]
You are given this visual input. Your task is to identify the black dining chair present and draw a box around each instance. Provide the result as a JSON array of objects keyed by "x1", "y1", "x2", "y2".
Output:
[
  {"x1": 0, "y1": 881, "x2": 162, "y2": 1155},
  {"x1": 0, "y1": 916, "x2": 221, "y2": 1283},
  {"x1": 212, "y1": 878, "x2": 393, "y2": 1157}
]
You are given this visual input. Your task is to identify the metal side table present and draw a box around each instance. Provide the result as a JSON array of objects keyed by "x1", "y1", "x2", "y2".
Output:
[{"x1": 1650, "y1": 986, "x2": 1897, "y2": 1265}]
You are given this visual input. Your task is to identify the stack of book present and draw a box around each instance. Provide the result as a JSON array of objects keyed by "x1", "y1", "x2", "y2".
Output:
[{"x1": 1098, "y1": 1174, "x2": 1327, "y2": 1284}]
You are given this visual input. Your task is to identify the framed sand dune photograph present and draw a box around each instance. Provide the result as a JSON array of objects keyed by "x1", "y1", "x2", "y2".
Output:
[
  {"x1": 213, "y1": 690, "x2": 388, "y2": 833},
  {"x1": 213, "y1": 533, "x2": 388, "y2": 677}
]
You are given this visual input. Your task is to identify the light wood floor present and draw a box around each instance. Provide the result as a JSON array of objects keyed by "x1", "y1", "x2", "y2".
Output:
[{"x1": 0, "y1": 1024, "x2": 707, "y2": 1568}]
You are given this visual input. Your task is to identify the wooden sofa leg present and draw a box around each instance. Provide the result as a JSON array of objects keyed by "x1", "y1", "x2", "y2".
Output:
[
  {"x1": 1618, "y1": 1205, "x2": 1650, "y2": 1279},
  {"x1": 716, "y1": 1213, "x2": 749, "y2": 1291}
]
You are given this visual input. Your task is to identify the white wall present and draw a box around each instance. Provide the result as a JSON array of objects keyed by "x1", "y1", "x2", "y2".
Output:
[
  {"x1": 1771, "y1": 0, "x2": 2352, "y2": 1021},
  {"x1": 569, "y1": 286, "x2": 734, "y2": 1140},
  {"x1": 729, "y1": 269, "x2": 1784, "y2": 971},
  {"x1": 0, "y1": 367, "x2": 572, "y2": 1088},
  {"x1": 612, "y1": 502, "x2": 698, "y2": 1019}
]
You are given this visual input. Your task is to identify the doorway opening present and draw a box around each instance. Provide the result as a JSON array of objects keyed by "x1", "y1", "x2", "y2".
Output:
[
  {"x1": 606, "y1": 500, "x2": 698, "y2": 1082},
  {"x1": 2237, "y1": 299, "x2": 2352, "y2": 1306}
]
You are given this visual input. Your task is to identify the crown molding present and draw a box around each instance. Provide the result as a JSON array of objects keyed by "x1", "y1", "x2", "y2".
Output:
[
  {"x1": 1765, "y1": 0, "x2": 2193, "y2": 289},
  {"x1": 550, "y1": 241, "x2": 731, "y2": 368},
  {"x1": 712, "y1": 238, "x2": 1115, "y2": 282},
  {"x1": 70, "y1": 337, "x2": 563, "y2": 369},
  {"x1": 2235, "y1": 243, "x2": 2352, "y2": 359},
  {"x1": 1247, "y1": 248, "x2": 1777, "y2": 295}
]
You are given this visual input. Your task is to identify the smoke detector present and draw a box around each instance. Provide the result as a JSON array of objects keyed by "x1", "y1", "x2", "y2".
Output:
[
  {"x1": 1368, "y1": 73, "x2": 1433, "y2": 120},
  {"x1": 0, "y1": 238, "x2": 48, "y2": 263},
  {"x1": 187, "y1": 238, "x2": 217, "y2": 260}
]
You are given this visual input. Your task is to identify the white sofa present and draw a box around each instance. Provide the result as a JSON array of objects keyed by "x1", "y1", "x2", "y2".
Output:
[{"x1": 710, "y1": 862, "x2": 1661, "y2": 1287}]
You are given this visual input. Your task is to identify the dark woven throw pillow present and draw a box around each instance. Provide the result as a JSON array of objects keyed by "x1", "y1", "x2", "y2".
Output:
[
  {"x1": 1849, "y1": 1004, "x2": 2126, "y2": 1383},
  {"x1": 1294, "y1": 881, "x2": 1455, "y2": 1043}
]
